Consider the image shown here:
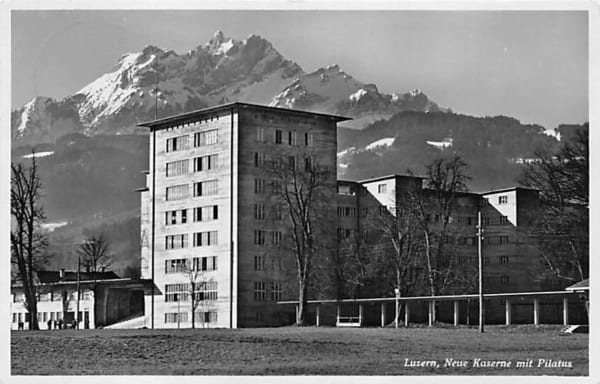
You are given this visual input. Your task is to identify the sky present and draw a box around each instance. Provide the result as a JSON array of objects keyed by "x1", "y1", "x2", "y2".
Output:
[{"x1": 11, "y1": 9, "x2": 589, "y2": 130}]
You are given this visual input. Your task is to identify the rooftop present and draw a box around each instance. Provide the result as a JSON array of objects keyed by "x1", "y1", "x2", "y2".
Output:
[{"x1": 137, "y1": 102, "x2": 351, "y2": 130}]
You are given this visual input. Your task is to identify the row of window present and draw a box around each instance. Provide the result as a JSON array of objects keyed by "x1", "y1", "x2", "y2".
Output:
[
  {"x1": 254, "y1": 254, "x2": 283, "y2": 271},
  {"x1": 337, "y1": 206, "x2": 357, "y2": 217},
  {"x1": 164, "y1": 282, "x2": 218, "y2": 302},
  {"x1": 13, "y1": 291, "x2": 90, "y2": 303},
  {"x1": 254, "y1": 204, "x2": 283, "y2": 220},
  {"x1": 165, "y1": 256, "x2": 218, "y2": 274},
  {"x1": 164, "y1": 311, "x2": 218, "y2": 324},
  {"x1": 166, "y1": 130, "x2": 219, "y2": 153},
  {"x1": 257, "y1": 127, "x2": 314, "y2": 147},
  {"x1": 254, "y1": 281, "x2": 283, "y2": 301},
  {"x1": 165, "y1": 180, "x2": 219, "y2": 201},
  {"x1": 254, "y1": 230, "x2": 283, "y2": 245},
  {"x1": 12, "y1": 311, "x2": 75, "y2": 323},
  {"x1": 165, "y1": 155, "x2": 219, "y2": 177},
  {"x1": 458, "y1": 255, "x2": 512, "y2": 265},
  {"x1": 254, "y1": 178, "x2": 282, "y2": 195},
  {"x1": 165, "y1": 206, "x2": 220, "y2": 226},
  {"x1": 165, "y1": 231, "x2": 218, "y2": 249},
  {"x1": 254, "y1": 152, "x2": 313, "y2": 172}
]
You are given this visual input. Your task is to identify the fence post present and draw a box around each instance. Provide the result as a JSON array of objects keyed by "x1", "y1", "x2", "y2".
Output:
[
  {"x1": 380, "y1": 303, "x2": 386, "y2": 327},
  {"x1": 316, "y1": 305, "x2": 320, "y2": 327},
  {"x1": 358, "y1": 304, "x2": 364, "y2": 326},
  {"x1": 404, "y1": 302, "x2": 410, "y2": 327},
  {"x1": 505, "y1": 299, "x2": 511, "y2": 325},
  {"x1": 562, "y1": 297, "x2": 569, "y2": 326},
  {"x1": 454, "y1": 301, "x2": 459, "y2": 326},
  {"x1": 533, "y1": 298, "x2": 540, "y2": 326}
]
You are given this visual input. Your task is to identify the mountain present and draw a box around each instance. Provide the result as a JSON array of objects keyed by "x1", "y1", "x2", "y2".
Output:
[
  {"x1": 12, "y1": 31, "x2": 447, "y2": 144},
  {"x1": 270, "y1": 65, "x2": 448, "y2": 128},
  {"x1": 337, "y1": 111, "x2": 564, "y2": 192}
]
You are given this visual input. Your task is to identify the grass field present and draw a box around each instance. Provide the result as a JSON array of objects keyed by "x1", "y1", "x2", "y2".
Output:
[{"x1": 11, "y1": 325, "x2": 588, "y2": 375}]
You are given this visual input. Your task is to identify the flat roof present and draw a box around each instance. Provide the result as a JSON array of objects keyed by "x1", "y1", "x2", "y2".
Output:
[
  {"x1": 480, "y1": 186, "x2": 539, "y2": 195},
  {"x1": 137, "y1": 102, "x2": 351, "y2": 130},
  {"x1": 358, "y1": 174, "x2": 424, "y2": 185}
]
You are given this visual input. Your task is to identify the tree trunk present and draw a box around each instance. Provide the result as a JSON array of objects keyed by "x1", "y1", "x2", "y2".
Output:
[
  {"x1": 297, "y1": 278, "x2": 308, "y2": 326},
  {"x1": 423, "y1": 231, "x2": 436, "y2": 297}
]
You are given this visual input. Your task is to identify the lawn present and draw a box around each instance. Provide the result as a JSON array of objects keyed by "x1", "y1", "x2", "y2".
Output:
[{"x1": 11, "y1": 325, "x2": 588, "y2": 375}]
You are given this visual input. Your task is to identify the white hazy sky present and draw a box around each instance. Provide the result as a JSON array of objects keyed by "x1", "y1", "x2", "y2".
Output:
[{"x1": 11, "y1": 9, "x2": 588, "y2": 130}]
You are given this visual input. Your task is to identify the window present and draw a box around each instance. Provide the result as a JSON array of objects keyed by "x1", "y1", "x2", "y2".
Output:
[
  {"x1": 500, "y1": 256, "x2": 510, "y2": 264},
  {"x1": 166, "y1": 184, "x2": 189, "y2": 201},
  {"x1": 498, "y1": 195, "x2": 508, "y2": 204},
  {"x1": 166, "y1": 159, "x2": 189, "y2": 177},
  {"x1": 254, "y1": 255, "x2": 266, "y2": 270},
  {"x1": 304, "y1": 132, "x2": 313, "y2": 146},
  {"x1": 254, "y1": 281, "x2": 267, "y2": 301},
  {"x1": 193, "y1": 205, "x2": 218, "y2": 222},
  {"x1": 272, "y1": 180, "x2": 282, "y2": 194},
  {"x1": 165, "y1": 209, "x2": 187, "y2": 225},
  {"x1": 254, "y1": 179, "x2": 266, "y2": 194},
  {"x1": 193, "y1": 281, "x2": 218, "y2": 301},
  {"x1": 378, "y1": 184, "x2": 387, "y2": 194},
  {"x1": 194, "y1": 180, "x2": 218, "y2": 197},
  {"x1": 192, "y1": 256, "x2": 217, "y2": 272},
  {"x1": 499, "y1": 216, "x2": 509, "y2": 225},
  {"x1": 275, "y1": 129, "x2": 283, "y2": 144},
  {"x1": 500, "y1": 275, "x2": 510, "y2": 285},
  {"x1": 256, "y1": 127, "x2": 266, "y2": 143},
  {"x1": 288, "y1": 131, "x2": 297, "y2": 145},
  {"x1": 165, "y1": 312, "x2": 188, "y2": 323},
  {"x1": 483, "y1": 217, "x2": 490, "y2": 226},
  {"x1": 254, "y1": 230, "x2": 266, "y2": 245},
  {"x1": 194, "y1": 129, "x2": 218, "y2": 147},
  {"x1": 165, "y1": 283, "x2": 189, "y2": 302},
  {"x1": 288, "y1": 156, "x2": 296, "y2": 170},
  {"x1": 272, "y1": 205, "x2": 283, "y2": 221},
  {"x1": 194, "y1": 154, "x2": 219, "y2": 172},
  {"x1": 271, "y1": 281, "x2": 282, "y2": 301},
  {"x1": 165, "y1": 258, "x2": 188, "y2": 273},
  {"x1": 467, "y1": 217, "x2": 474, "y2": 226},
  {"x1": 337, "y1": 185, "x2": 352, "y2": 195},
  {"x1": 272, "y1": 231, "x2": 282, "y2": 245},
  {"x1": 254, "y1": 204, "x2": 265, "y2": 220},
  {"x1": 166, "y1": 135, "x2": 189, "y2": 152},
  {"x1": 304, "y1": 157, "x2": 312, "y2": 172},
  {"x1": 195, "y1": 311, "x2": 218, "y2": 324},
  {"x1": 165, "y1": 234, "x2": 188, "y2": 250},
  {"x1": 193, "y1": 231, "x2": 218, "y2": 247},
  {"x1": 254, "y1": 152, "x2": 265, "y2": 167},
  {"x1": 499, "y1": 236, "x2": 509, "y2": 244}
]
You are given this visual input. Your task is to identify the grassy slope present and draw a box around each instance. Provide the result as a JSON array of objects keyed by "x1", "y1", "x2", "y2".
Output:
[{"x1": 11, "y1": 326, "x2": 587, "y2": 375}]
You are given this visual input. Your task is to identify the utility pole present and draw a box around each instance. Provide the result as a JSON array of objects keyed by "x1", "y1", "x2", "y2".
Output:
[
  {"x1": 477, "y1": 210, "x2": 484, "y2": 333},
  {"x1": 76, "y1": 253, "x2": 80, "y2": 330}
]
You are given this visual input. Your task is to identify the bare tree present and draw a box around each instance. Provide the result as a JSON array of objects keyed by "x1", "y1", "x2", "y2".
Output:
[
  {"x1": 265, "y1": 152, "x2": 334, "y2": 326},
  {"x1": 77, "y1": 233, "x2": 113, "y2": 274},
  {"x1": 408, "y1": 156, "x2": 471, "y2": 296},
  {"x1": 11, "y1": 156, "x2": 49, "y2": 330},
  {"x1": 520, "y1": 126, "x2": 588, "y2": 285},
  {"x1": 184, "y1": 265, "x2": 216, "y2": 328}
]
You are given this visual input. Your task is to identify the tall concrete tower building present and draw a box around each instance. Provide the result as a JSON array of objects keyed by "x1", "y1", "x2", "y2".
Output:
[{"x1": 138, "y1": 102, "x2": 349, "y2": 328}]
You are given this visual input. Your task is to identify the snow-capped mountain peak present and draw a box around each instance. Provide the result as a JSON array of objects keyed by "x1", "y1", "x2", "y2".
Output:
[{"x1": 12, "y1": 31, "x2": 448, "y2": 143}]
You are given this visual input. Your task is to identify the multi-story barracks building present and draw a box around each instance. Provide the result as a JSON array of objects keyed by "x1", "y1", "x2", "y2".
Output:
[{"x1": 138, "y1": 102, "x2": 584, "y2": 329}]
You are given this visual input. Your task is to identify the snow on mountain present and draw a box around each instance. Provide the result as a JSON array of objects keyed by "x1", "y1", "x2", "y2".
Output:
[
  {"x1": 270, "y1": 65, "x2": 448, "y2": 128},
  {"x1": 365, "y1": 137, "x2": 395, "y2": 150},
  {"x1": 22, "y1": 151, "x2": 55, "y2": 159},
  {"x1": 11, "y1": 96, "x2": 83, "y2": 145},
  {"x1": 426, "y1": 137, "x2": 453, "y2": 150},
  {"x1": 12, "y1": 31, "x2": 449, "y2": 143}
]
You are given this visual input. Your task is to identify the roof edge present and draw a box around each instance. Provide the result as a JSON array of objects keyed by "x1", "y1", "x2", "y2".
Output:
[{"x1": 137, "y1": 102, "x2": 352, "y2": 130}]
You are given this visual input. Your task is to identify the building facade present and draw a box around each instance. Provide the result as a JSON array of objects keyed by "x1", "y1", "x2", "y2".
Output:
[
  {"x1": 139, "y1": 102, "x2": 577, "y2": 328},
  {"x1": 138, "y1": 102, "x2": 348, "y2": 328},
  {"x1": 10, "y1": 270, "x2": 145, "y2": 330}
]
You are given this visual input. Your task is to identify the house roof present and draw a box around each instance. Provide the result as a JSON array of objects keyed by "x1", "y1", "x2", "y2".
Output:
[
  {"x1": 565, "y1": 278, "x2": 589, "y2": 292},
  {"x1": 137, "y1": 102, "x2": 351, "y2": 131},
  {"x1": 36, "y1": 270, "x2": 120, "y2": 284}
]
